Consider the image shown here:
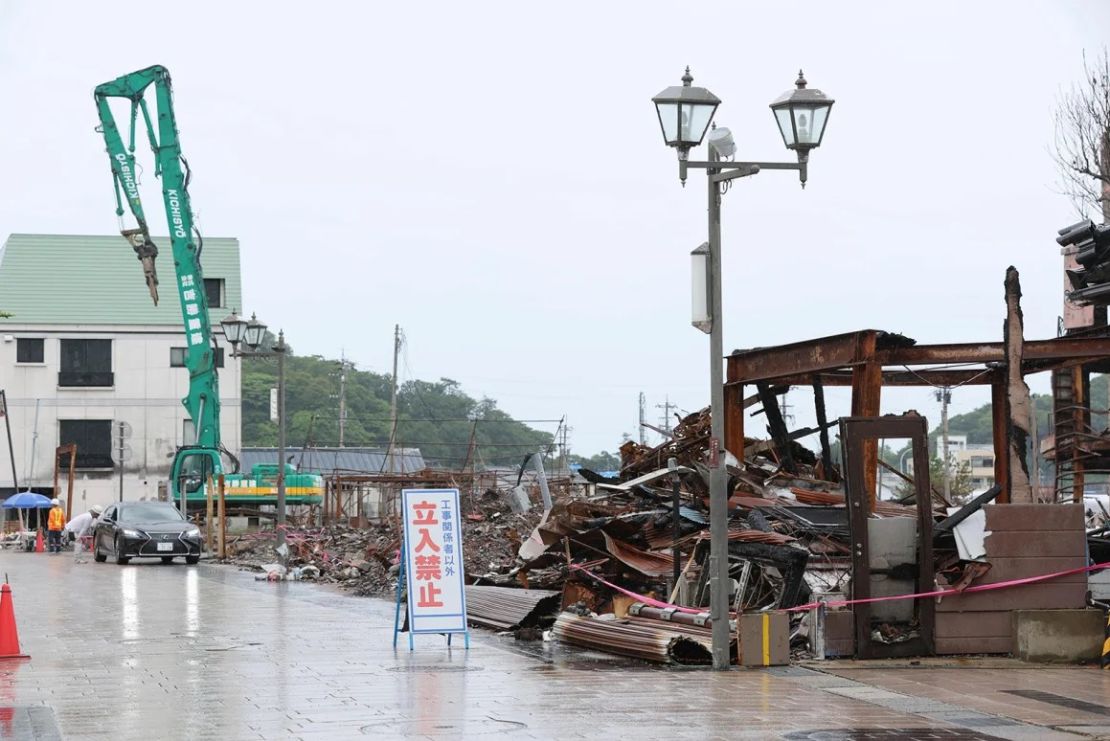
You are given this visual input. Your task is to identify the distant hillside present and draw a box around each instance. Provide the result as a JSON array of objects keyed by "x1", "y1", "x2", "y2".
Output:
[
  {"x1": 939, "y1": 376, "x2": 1109, "y2": 447},
  {"x1": 241, "y1": 351, "x2": 554, "y2": 469}
]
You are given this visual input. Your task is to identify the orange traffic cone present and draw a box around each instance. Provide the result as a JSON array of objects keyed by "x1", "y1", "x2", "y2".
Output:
[
  {"x1": 0, "y1": 583, "x2": 29, "y2": 659},
  {"x1": 33, "y1": 529, "x2": 43, "y2": 553}
]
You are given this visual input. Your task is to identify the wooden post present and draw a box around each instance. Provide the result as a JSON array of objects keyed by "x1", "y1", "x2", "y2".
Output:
[
  {"x1": 724, "y1": 382, "x2": 745, "y2": 463},
  {"x1": 991, "y1": 377, "x2": 1010, "y2": 503},
  {"x1": 849, "y1": 333, "x2": 882, "y2": 511},
  {"x1": 813, "y1": 377, "x2": 835, "y2": 479},
  {"x1": 1072, "y1": 365, "x2": 1086, "y2": 503},
  {"x1": 66, "y1": 448, "x2": 75, "y2": 515},
  {"x1": 55, "y1": 445, "x2": 77, "y2": 516},
  {"x1": 756, "y1": 382, "x2": 795, "y2": 473},
  {"x1": 53, "y1": 449, "x2": 60, "y2": 513},
  {"x1": 205, "y1": 474, "x2": 215, "y2": 554},
  {"x1": 217, "y1": 474, "x2": 227, "y2": 560},
  {"x1": 1003, "y1": 267, "x2": 1034, "y2": 503}
]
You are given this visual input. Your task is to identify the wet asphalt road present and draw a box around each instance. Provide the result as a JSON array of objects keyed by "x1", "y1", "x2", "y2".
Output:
[{"x1": 0, "y1": 551, "x2": 1108, "y2": 740}]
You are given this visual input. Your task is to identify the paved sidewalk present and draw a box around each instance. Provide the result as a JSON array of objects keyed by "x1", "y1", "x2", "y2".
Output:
[{"x1": 0, "y1": 552, "x2": 1106, "y2": 740}]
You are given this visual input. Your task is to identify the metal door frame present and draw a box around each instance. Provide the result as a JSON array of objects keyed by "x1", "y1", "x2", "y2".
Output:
[{"x1": 840, "y1": 415, "x2": 935, "y2": 659}]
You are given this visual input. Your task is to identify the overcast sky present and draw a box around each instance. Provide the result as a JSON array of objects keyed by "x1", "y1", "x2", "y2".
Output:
[{"x1": 2, "y1": 2, "x2": 1109, "y2": 456}]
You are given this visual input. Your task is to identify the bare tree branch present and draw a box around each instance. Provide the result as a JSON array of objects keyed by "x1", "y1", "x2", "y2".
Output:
[{"x1": 1054, "y1": 48, "x2": 1110, "y2": 221}]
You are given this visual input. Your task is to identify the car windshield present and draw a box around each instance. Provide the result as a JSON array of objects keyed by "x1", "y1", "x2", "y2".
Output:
[{"x1": 119, "y1": 502, "x2": 184, "y2": 525}]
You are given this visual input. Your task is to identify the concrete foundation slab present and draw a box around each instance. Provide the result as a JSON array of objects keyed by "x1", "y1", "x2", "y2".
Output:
[{"x1": 1013, "y1": 608, "x2": 1104, "y2": 663}]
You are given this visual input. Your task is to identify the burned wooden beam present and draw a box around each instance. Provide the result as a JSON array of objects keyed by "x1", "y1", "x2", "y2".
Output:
[
  {"x1": 876, "y1": 335, "x2": 1110, "y2": 365},
  {"x1": 991, "y1": 375, "x2": 1011, "y2": 503},
  {"x1": 813, "y1": 376, "x2": 834, "y2": 477},
  {"x1": 849, "y1": 333, "x2": 882, "y2": 512},
  {"x1": 1004, "y1": 266, "x2": 1034, "y2": 503},
  {"x1": 934, "y1": 485, "x2": 1003, "y2": 534},
  {"x1": 755, "y1": 382, "x2": 796, "y2": 474},
  {"x1": 728, "y1": 330, "x2": 886, "y2": 384}
]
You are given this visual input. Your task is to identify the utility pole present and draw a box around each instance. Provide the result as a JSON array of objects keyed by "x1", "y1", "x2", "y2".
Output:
[
  {"x1": 780, "y1": 389, "x2": 795, "y2": 426},
  {"x1": 559, "y1": 418, "x2": 569, "y2": 476},
  {"x1": 386, "y1": 325, "x2": 402, "y2": 474},
  {"x1": 0, "y1": 391, "x2": 18, "y2": 494},
  {"x1": 936, "y1": 386, "x2": 952, "y2": 501},
  {"x1": 337, "y1": 352, "x2": 349, "y2": 447},
  {"x1": 657, "y1": 396, "x2": 677, "y2": 437},
  {"x1": 638, "y1": 393, "x2": 647, "y2": 445},
  {"x1": 463, "y1": 420, "x2": 478, "y2": 497}
]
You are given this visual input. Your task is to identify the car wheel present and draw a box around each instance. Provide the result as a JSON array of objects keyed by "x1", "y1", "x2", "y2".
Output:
[
  {"x1": 93, "y1": 543, "x2": 106, "y2": 563},
  {"x1": 114, "y1": 538, "x2": 130, "y2": 565},
  {"x1": 185, "y1": 555, "x2": 200, "y2": 565}
]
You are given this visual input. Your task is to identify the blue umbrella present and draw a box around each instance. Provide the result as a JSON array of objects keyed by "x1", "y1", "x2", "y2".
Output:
[{"x1": 2, "y1": 492, "x2": 52, "y2": 509}]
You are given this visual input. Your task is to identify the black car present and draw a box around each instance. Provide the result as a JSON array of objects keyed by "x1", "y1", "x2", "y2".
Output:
[{"x1": 93, "y1": 501, "x2": 202, "y2": 565}]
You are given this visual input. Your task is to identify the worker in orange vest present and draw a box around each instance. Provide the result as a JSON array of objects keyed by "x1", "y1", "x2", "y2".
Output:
[{"x1": 46, "y1": 499, "x2": 66, "y2": 554}]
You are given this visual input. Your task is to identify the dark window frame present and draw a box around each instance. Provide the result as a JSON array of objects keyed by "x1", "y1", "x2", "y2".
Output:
[
  {"x1": 15, "y1": 338, "x2": 44, "y2": 364},
  {"x1": 58, "y1": 339, "x2": 113, "y2": 387},
  {"x1": 203, "y1": 278, "x2": 225, "y2": 309},
  {"x1": 170, "y1": 346, "x2": 224, "y2": 368},
  {"x1": 58, "y1": 419, "x2": 114, "y2": 469}
]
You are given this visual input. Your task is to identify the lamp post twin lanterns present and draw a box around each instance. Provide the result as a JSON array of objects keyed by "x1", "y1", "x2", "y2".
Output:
[
  {"x1": 652, "y1": 68, "x2": 834, "y2": 670},
  {"x1": 220, "y1": 310, "x2": 289, "y2": 543}
]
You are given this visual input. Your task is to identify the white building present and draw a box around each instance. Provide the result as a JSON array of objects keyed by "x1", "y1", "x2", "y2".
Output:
[
  {"x1": 926, "y1": 434, "x2": 995, "y2": 494},
  {"x1": 0, "y1": 234, "x2": 241, "y2": 510}
]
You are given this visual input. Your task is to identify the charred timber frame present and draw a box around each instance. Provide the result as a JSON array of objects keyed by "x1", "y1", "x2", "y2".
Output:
[{"x1": 723, "y1": 330, "x2": 1110, "y2": 507}]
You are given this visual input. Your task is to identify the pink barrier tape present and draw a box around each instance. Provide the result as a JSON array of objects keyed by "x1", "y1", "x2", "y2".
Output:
[
  {"x1": 569, "y1": 561, "x2": 1110, "y2": 617},
  {"x1": 569, "y1": 564, "x2": 707, "y2": 615},
  {"x1": 786, "y1": 560, "x2": 1110, "y2": 612}
]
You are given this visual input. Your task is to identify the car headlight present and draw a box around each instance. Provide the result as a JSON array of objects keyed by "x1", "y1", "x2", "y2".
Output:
[
  {"x1": 182, "y1": 527, "x2": 201, "y2": 539},
  {"x1": 122, "y1": 528, "x2": 145, "y2": 539}
]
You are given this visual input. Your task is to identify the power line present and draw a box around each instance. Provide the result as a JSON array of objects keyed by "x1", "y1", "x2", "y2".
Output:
[
  {"x1": 280, "y1": 414, "x2": 564, "y2": 423},
  {"x1": 290, "y1": 440, "x2": 548, "y2": 448}
]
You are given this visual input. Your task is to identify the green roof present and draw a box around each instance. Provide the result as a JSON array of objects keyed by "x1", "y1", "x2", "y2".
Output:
[{"x1": 0, "y1": 233, "x2": 241, "y2": 326}]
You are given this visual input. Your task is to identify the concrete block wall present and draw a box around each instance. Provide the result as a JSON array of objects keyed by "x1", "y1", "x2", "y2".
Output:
[{"x1": 935, "y1": 504, "x2": 1087, "y2": 655}]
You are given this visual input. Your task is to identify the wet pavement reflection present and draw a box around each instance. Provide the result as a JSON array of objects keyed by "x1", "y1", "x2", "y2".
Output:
[{"x1": 0, "y1": 552, "x2": 1107, "y2": 740}]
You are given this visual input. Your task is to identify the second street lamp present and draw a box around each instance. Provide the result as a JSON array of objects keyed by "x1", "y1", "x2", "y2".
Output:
[
  {"x1": 221, "y1": 311, "x2": 289, "y2": 545},
  {"x1": 653, "y1": 67, "x2": 834, "y2": 670}
]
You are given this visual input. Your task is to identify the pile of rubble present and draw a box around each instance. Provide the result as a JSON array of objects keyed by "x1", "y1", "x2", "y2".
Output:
[
  {"x1": 224, "y1": 405, "x2": 1109, "y2": 665},
  {"x1": 225, "y1": 495, "x2": 542, "y2": 599}
]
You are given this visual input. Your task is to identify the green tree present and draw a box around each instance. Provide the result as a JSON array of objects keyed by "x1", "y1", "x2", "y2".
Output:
[
  {"x1": 240, "y1": 352, "x2": 553, "y2": 468},
  {"x1": 896, "y1": 454, "x2": 975, "y2": 503},
  {"x1": 570, "y1": 451, "x2": 621, "y2": 471}
]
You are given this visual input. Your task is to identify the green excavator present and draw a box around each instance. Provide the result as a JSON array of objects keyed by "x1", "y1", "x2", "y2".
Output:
[{"x1": 93, "y1": 65, "x2": 323, "y2": 509}]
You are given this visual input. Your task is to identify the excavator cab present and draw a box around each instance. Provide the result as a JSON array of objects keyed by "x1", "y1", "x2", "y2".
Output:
[{"x1": 170, "y1": 448, "x2": 223, "y2": 509}]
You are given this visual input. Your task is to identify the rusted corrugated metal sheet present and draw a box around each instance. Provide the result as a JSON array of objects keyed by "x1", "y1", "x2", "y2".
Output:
[
  {"x1": 465, "y1": 585, "x2": 561, "y2": 631},
  {"x1": 790, "y1": 487, "x2": 915, "y2": 517},
  {"x1": 552, "y1": 612, "x2": 716, "y2": 664},
  {"x1": 601, "y1": 532, "x2": 674, "y2": 578}
]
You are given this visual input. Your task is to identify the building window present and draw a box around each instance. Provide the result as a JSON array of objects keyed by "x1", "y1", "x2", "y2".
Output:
[
  {"x1": 170, "y1": 347, "x2": 224, "y2": 368},
  {"x1": 204, "y1": 278, "x2": 224, "y2": 308},
  {"x1": 183, "y1": 420, "x2": 196, "y2": 446},
  {"x1": 58, "y1": 339, "x2": 113, "y2": 387},
  {"x1": 15, "y1": 338, "x2": 44, "y2": 364},
  {"x1": 59, "y1": 420, "x2": 113, "y2": 468}
]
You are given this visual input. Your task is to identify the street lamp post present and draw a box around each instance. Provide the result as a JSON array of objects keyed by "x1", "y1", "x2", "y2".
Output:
[
  {"x1": 653, "y1": 68, "x2": 834, "y2": 670},
  {"x1": 220, "y1": 311, "x2": 288, "y2": 544},
  {"x1": 900, "y1": 447, "x2": 913, "y2": 474}
]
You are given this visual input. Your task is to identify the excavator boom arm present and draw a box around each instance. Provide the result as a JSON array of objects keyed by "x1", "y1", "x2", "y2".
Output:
[{"x1": 93, "y1": 65, "x2": 222, "y2": 458}]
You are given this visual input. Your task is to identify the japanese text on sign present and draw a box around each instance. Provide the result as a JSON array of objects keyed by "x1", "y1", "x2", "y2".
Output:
[{"x1": 402, "y1": 489, "x2": 467, "y2": 634}]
